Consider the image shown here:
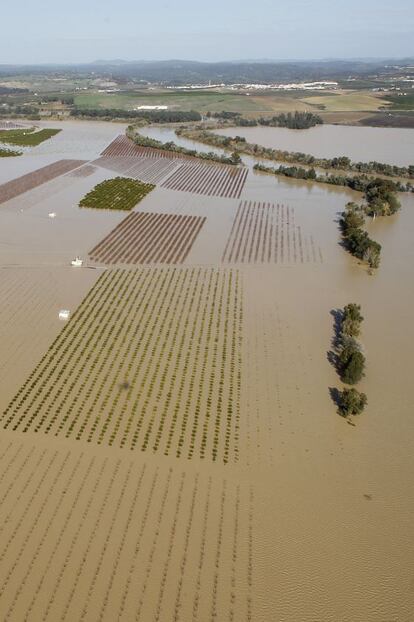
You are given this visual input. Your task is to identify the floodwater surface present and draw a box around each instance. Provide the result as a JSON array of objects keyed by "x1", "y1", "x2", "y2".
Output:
[
  {"x1": 217, "y1": 124, "x2": 414, "y2": 166},
  {"x1": 0, "y1": 119, "x2": 413, "y2": 621}
]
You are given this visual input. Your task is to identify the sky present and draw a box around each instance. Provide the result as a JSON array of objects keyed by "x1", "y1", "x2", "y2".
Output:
[{"x1": 1, "y1": 0, "x2": 413, "y2": 64}]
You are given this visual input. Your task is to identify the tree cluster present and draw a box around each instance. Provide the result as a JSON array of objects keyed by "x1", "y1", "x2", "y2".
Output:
[
  {"x1": 177, "y1": 129, "x2": 414, "y2": 182},
  {"x1": 364, "y1": 179, "x2": 401, "y2": 216},
  {"x1": 340, "y1": 202, "x2": 381, "y2": 269},
  {"x1": 207, "y1": 111, "x2": 241, "y2": 120},
  {"x1": 227, "y1": 111, "x2": 323, "y2": 129},
  {"x1": 126, "y1": 126, "x2": 243, "y2": 166},
  {"x1": 71, "y1": 108, "x2": 202, "y2": 123},
  {"x1": 335, "y1": 304, "x2": 367, "y2": 417},
  {"x1": 257, "y1": 111, "x2": 323, "y2": 129}
]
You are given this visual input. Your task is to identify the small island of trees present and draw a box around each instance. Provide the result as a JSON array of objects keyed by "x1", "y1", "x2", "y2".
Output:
[{"x1": 332, "y1": 304, "x2": 368, "y2": 418}]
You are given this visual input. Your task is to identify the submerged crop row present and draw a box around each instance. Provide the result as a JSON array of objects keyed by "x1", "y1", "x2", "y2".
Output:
[
  {"x1": 222, "y1": 200, "x2": 323, "y2": 264},
  {"x1": 101, "y1": 135, "x2": 189, "y2": 160},
  {"x1": 93, "y1": 155, "x2": 180, "y2": 185},
  {"x1": 2, "y1": 267, "x2": 243, "y2": 463},
  {"x1": 0, "y1": 443, "x2": 253, "y2": 620},
  {"x1": 79, "y1": 177, "x2": 154, "y2": 211},
  {"x1": 0, "y1": 159, "x2": 87, "y2": 205},
  {"x1": 162, "y1": 161, "x2": 248, "y2": 199},
  {"x1": 89, "y1": 211, "x2": 205, "y2": 264}
]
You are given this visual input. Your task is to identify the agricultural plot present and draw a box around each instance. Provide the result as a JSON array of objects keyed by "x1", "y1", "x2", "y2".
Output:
[
  {"x1": 2, "y1": 267, "x2": 243, "y2": 463},
  {"x1": 89, "y1": 212, "x2": 205, "y2": 264},
  {"x1": 0, "y1": 121, "x2": 27, "y2": 130},
  {"x1": 0, "y1": 267, "x2": 100, "y2": 412},
  {"x1": 68, "y1": 164, "x2": 97, "y2": 178},
  {"x1": 94, "y1": 155, "x2": 181, "y2": 185},
  {"x1": 0, "y1": 437, "x2": 254, "y2": 621},
  {"x1": 0, "y1": 160, "x2": 87, "y2": 205},
  {"x1": 101, "y1": 134, "x2": 191, "y2": 160},
  {"x1": 222, "y1": 201, "x2": 323, "y2": 264},
  {"x1": 162, "y1": 162, "x2": 248, "y2": 199},
  {"x1": 79, "y1": 177, "x2": 154, "y2": 211},
  {"x1": 0, "y1": 128, "x2": 61, "y2": 147}
]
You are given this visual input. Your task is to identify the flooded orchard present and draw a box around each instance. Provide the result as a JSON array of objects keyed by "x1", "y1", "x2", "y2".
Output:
[{"x1": 0, "y1": 119, "x2": 413, "y2": 621}]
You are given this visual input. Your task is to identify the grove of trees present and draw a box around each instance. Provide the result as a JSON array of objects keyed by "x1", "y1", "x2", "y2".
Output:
[{"x1": 333, "y1": 304, "x2": 368, "y2": 418}]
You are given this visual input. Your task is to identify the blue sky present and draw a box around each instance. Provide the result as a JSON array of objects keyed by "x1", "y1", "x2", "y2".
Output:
[{"x1": 1, "y1": 0, "x2": 413, "y2": 63}]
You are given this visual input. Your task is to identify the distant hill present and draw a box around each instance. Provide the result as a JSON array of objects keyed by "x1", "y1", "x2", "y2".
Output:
[{"x1": 0, "y1": 58, "x2": 413, "y2": 86}]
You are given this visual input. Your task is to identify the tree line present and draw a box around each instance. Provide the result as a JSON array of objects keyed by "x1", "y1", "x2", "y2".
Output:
[
  {"x1": 340, "y1": 203, "x2": 382, "y2": 269},
  {"x1": 126, "y1": 126, "x2": 242, "y2": 165},
  {"x1": 210, "y1": 110, "x2": 323, "y2": 129},
  {"x1": 339, "y1": 178, "x2": 401, "y2": 269},
  {"x1": 253, "y1": 163, "x2": 413, "y2": 193},
  {"x1": 71, "y1": 108, "x2": 202, "y2": 123},
  {"x1": 177, "y1": 129, "x2": 414, "y2": 180},
  {"x1": 333, "y1": 304, "x2": 367, "y2": 418}
]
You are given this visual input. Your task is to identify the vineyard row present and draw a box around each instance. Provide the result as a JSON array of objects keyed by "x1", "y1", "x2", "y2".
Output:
[
  {"x1": 162, "y1": 161, "x2": 248, "y2": 199},
  {"x1": 2, "y1": 267, "x2": 243, "y2": 463},
  {"x1": 94, "y1": 155, "x2": 181, "y2": 185},
  {"x1": 0, "y1": 441, "x2": 253, "y2": 621},
  {"x1": 89, "y1": 212, "x2": 205, "y2": 264},
  {"x1": 222, "y1": 201, "x2": 324, "y2": 264}
]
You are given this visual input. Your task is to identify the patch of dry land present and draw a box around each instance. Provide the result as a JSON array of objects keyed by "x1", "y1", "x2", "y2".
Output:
[{"x1": 0, "y1": 119, "x2": 413, "y2": 621}]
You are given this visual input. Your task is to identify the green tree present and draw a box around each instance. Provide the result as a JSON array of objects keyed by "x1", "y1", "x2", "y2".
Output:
[
  {"x1": 340, "y1": 348, "x2": 365, "y2": 385},
  {"x1": 230, "y1": 151, "x2": 242, "y2": 164},
  {"x1": 338, "y1": 388, "x2": 367, "y2": 417},
  {"x1": 342, "y1": 303, "x2": 363, "y2": 338}
]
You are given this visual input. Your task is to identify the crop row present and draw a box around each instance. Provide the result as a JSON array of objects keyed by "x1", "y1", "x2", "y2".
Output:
[
  {"x1": 0, "y1": 442, "x2": 254, "y2": 620},
  {"x1": 79, "y1": 176, "x2": 154, "y2": 211},
  {"x1": 94, "y1": 155, "x2": 180, "y2": 185},
  {"x1": 101, "y1": 135, "x2": 194, "y2": 160},
  {"x1": 222, "y1": 200, "x2": 323, "y2": 264},
  {"x1": 0, "y1": 121, "x2": 26, "y2": 130},
  {"x1": 162, "y1": 161, "x2": 248, "y2": 199},
  {"x1": 89, "y1": 211, "x2": 205, "y2": 265},
  {"x1": 0, "y1": 159, "x2": 87, "y2": 205},
  {"x1": 68, "y1": 164, "x2": 97, "y2": 178},
  {"x1": 2, "y1": 267, "x2": 242, "y2": 463}
]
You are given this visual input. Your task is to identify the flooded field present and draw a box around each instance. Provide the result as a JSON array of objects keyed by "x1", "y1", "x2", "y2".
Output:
[{"x1": 0, "y1": 119, "x2": 413, "y2": 621}]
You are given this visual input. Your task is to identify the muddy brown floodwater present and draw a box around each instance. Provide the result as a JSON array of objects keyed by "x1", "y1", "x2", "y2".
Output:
[
  {"x1": 217, "y1": 124, "x2": 414, "y2": 166},
  {"x1": 0, "y1": 119, "x2": 413, "y2": 621}
]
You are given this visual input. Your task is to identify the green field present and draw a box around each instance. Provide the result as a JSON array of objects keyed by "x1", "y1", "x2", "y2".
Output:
[
  {"x1": 73, "y1": 89, "x2": 342, "y2": 115},
  {"x1": 0, "y1": 128, "x2": 61, "y2": 146},
  {"x1": 384, "y1": 93, "x2": 414, "y2": 110},
  {"x1": 74, "y1": 90, "x2": 272, "y2": 114},
  {"x1": 73, "y1": 88, "x2": 396, "y2": 119},
  {"x1": 79, "y1": 177, "x2": 155, "y2": 211}
]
